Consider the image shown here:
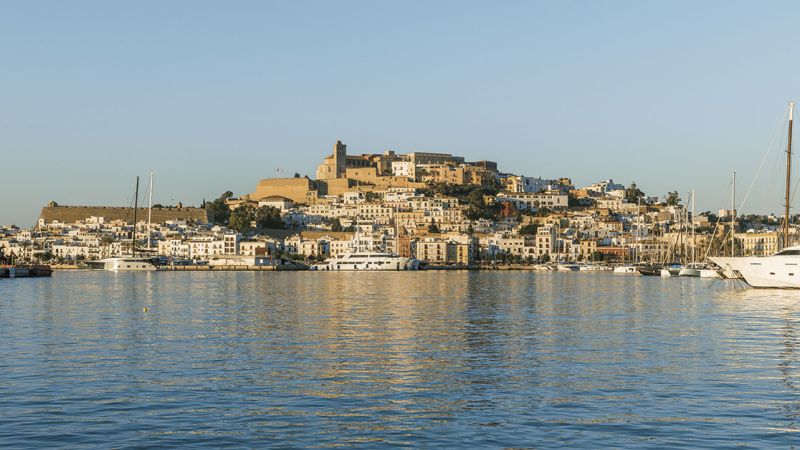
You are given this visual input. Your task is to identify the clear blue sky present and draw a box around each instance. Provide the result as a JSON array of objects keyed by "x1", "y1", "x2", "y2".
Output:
[{"x1": 2, "y1": 0, "x2": 800, "y2": 225}]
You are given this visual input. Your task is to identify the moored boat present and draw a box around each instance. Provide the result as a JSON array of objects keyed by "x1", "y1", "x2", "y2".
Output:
[
  {"x1": 87, "y1": 257, "x2": 158, "y2": 272},
  {"x1": 314, "y1": 252, "x2": 419, "y2": 271},
  {"x1": 613, "y1": 265, "x2": 639, "y2": 274},
  {"x1": 637, "y1": 265, "x2": 663, "y2": 276},
  {"x1": 709, "y1": 101, "x2": 799, "y2": 288},
  {"x1": 0, "y1": 265, "x2": 53, "y2": 278}
]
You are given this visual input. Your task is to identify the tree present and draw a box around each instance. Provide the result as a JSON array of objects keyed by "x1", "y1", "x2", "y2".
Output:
[
  {"x1": 364, "y1": 191, "x2": 382, "y2": 203},
  {"x1": 331, "y1": 218, "x2": 343, "y2": 232},
  {"x1": 206, "y1": 191, "x2": 233, "y2": 225},
  {"x1": 428, "y1": 219, "x2": 440, "y2": 234},
  {"x1": 254, "y1": 206, "x2": 284, "y2": 229},
  {"x1": 518, "y1": 224, "x2": 539, "y2": 236},
  {"x1": 229, "y1": 205, "x2": 254, "y2": 232},
  {"x1": 625, "y1": 182, "x2": 645, "y2": 204},
  {"x1": 666, "y1": 191, "x2": 681, "y2": 206}
]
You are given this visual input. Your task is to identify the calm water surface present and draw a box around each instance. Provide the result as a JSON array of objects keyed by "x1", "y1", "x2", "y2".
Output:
[{"x1": 1, "y1": 271, "x2": 799, "y2": 448}]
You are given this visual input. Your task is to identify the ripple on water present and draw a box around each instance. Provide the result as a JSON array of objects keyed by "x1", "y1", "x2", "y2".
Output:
[{"x1": 0, "y1": 271, "x2": 799, "y2": 448}]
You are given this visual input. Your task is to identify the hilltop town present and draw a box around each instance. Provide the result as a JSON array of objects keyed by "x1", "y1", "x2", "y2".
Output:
[{"x1": 0, "y1": 141, "x2": 790, "y2": 267}]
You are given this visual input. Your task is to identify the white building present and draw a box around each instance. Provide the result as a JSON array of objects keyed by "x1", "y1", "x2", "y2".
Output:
[
  {"x1": 391, "y1": 161, "x2": 417, "y2": 180},
  {"x1": 584, "y1": 179, "x2": 625, "y2": 194},
  {"x1": 496, "y1": 192, "x2": 569, "y2": 211},
  {"x1": 258, "y1": 196, "x2": 294, "y2": 211}
]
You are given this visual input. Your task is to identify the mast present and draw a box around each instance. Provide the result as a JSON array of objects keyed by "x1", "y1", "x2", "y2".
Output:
[
  {"x1": 785, "y1": 101, "x2": 795, "y2": 248},
  {"x1": 636, "y1": 196, "x2": 641, "y2": 264},
  {"x1": 148, "y1": 171, "x2": 153, "y2": 251},
  {"x1": 133, "y1": 176, "x2": 140, "y2": 257},
  {"x1": 731, "y1": 171, "x2": 736, "y2": 257},
  {"x1": 691, "y1": 189, "x2": 697, "y2": 264}
]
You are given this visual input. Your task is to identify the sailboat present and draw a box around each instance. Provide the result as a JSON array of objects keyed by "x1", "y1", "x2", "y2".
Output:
[
  {"x1": 710, "y1": 101, "x2": 800, "y2": 287},
  {"x1": 615, "y1": 198, "x2": 643, "y2": 274},
  {"x1": 88, "y1": 176, "x2": 158, "y2": 272},
  {"x1": 679, "y1": 190, "x2": 702, "y2": 277}
]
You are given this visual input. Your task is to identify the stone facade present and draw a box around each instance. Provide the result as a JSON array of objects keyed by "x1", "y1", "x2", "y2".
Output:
[{"x1": 39, "y1": 205, "x2": 208, "y2": 225}]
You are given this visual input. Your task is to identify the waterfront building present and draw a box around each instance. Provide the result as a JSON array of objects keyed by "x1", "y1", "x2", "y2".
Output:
[
  {"x1": 734, "y1": 231, "x2": 780, "y2": 256},
  {"x1": 496, "y1": 192, "x2": 569, "y2": 211}
]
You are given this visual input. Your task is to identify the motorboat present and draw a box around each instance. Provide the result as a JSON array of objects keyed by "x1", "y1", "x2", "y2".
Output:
[
  {"x1": 315, "y1": 252, "x2": 419, "y2": 271},
  {"x1": 613, "y1": 265, "x2": 639, "y2": 274},
  {"x1": 710, "y1": 246, "x2": 800, "y2": 288},
  {"x1": 678, "y1": 263, "x2": 703, "y2": 277},
  {"x1": 87, "y1": 257, "x2": 158, "y2": 272}
]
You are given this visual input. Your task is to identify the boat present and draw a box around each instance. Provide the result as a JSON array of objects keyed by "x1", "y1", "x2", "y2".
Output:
[
  {"x1": 0, "y1": 264, "x2": 53, "y2": 278},
  {"x1": 699, "y1": 268, "x2": 722, "y2": 278},
  {"x1": 659, "y1": 264, "x2": 683, "y2": 277},
  {"x1": 86, "y1": 257, "x2": 158, "y2": 272},
  {"x1": 0, "y1": 250, "x2": 53, "y2": 278},
  {"x1": 637, "y1": 265, "x2": 663, "y2": 276},
  {"x1": 314, "y1": 252, "x2": 419, "y2": 271},
  {"x1": 613, "y1": 265, "x2": 639, "y2": 274},
  {"x1": 678, "y1": 190, "x2": 701, "y2": 277},
  {"x1": 678, "y1": 262, "x2": 703, "y2": 277},
  {"x1": 709, "y1": 101, "x2": 798, "y2": 288},
  {"x1": 711, "y1": 246, "x2": 800, "y2": 288},
  {"x1": 90, "y1": 175, "x2": 159, "y2": 272}
]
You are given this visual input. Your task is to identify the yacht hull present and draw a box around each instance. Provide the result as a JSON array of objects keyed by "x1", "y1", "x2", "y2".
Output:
[
  {"x1": 91, "y1": 258, "x2": 157, "y2": 272},
  {"x1": 678, "y1": 268, "x2": 700, "y2": 277},
  {"x1": 710, "y1": 256, "x2": 800, "y2": 288},
  {"x1": 318, "y1": 253, "x2": 419, "y2": 271}
]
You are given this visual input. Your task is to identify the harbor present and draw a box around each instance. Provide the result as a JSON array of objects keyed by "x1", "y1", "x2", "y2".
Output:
[
  {"x1": 1, "y1": 269, "x2": 797, "y2": 448},
  {"x1": 5, "y1": 1, "x2": 800, "y2": 447}
]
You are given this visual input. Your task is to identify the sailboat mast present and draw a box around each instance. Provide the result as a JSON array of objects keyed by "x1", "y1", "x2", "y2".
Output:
[
  {"x1": 731, "y1": 171, "x2": 736, "y2": 257},
  {"x1": 785, "y1": 101, "x2": 795, "y2": 248},
  {"x1": 635, "y1": 196, "x2": 640, "y2": 264},
  {"x1": 148, "y1": 171, "x2": 153, "y2": 251},
  {"x1": 133, "y1": 176, "x2": 139, "y2": 258},
  {"x1": 691, "y1": 189, "x2": 695, "y2": 264}
]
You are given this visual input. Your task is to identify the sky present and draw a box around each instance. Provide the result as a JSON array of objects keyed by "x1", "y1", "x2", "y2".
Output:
[{"x1": 3, "y1": 0, "x2": 800, "y2": 225}]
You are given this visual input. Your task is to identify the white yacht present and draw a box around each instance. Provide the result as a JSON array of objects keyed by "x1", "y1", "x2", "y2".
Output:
[
  {"x1": 315, "y1": 252, "x2": 419, "y2": 271},
  {"x1": 88, "y1": 257, "x2": 158, "y2": 272},
  {"x1": 678, "y1": 263, "x2": 702, "y2": 277},
  {"x1": 709, "y1": 101, "x2": 798, "y2": 288},
  {"x1": 699, "y1": 268, "x2": 722, "y2": 279},
  {"x1": 710, "y1": 246, "x2": 800, "y2": 288},
  {"x1": 88, "y1": 175, "x2": 159, "y2": 272},
  {"x1": 613, "y1": 265, "x2": 639, "y2": 274}
]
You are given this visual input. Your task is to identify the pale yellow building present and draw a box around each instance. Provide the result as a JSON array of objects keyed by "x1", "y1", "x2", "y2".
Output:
[{"x1": 735, "y1": 232, "x2": 779, "y2": 256}]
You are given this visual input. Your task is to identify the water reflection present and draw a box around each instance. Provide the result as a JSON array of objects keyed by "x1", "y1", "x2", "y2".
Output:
[{"x1": 1, "y1": 272, "x2": 799, "y2": 447}]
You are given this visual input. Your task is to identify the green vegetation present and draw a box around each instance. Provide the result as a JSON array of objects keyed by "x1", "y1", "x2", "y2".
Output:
[
  {"x1": 518, "y1": 223, "x2": 539, "y2": 236},
  {"x1": 228, "y1": 205, "x2": 285, "y2": 232},
  {"x1": 666, "y1": 191, "x2": 681, "y2": 206},
  {"x1": 206, "y1": 191, "x2": 233, "y2": 225},
  {"x1": 464, "y1": 189, "x2": 502, "y2": 220},
  {"x1": 625, "y1": 182, "x2": 645, "y2": 204},
  {"x1": 364, "y1": 191, "x2": 382, "y2": 202}
]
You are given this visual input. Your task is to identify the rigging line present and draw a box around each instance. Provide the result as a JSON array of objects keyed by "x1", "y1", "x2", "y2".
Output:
[
  {"x1": 738, "y1": 109, "x2": 788, "y2": 213},
  {"x1": 702, "y1": 181, "x2": 733, "y2": 260},
  {"x1": 791, "y1": 164, "x2": 800, "y2": 208}
]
